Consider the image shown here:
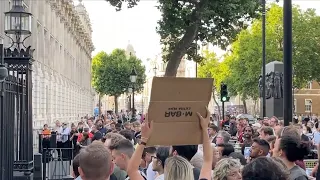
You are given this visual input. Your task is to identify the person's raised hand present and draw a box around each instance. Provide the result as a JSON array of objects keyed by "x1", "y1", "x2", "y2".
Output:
[
  {"x1": 197, "y1": 107, "x2": 210, "y2": 130},
  {"x1": 141, "y1": 113, "x2": 153, "y2": 141}
]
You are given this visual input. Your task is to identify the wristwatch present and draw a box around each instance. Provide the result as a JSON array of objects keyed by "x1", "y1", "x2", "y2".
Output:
[{"x1": 139, "y1": 141, "x2": 147, "y2": 146}]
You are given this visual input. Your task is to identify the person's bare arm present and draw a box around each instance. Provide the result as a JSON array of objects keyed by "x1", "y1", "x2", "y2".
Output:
[
  {"x1": 198, "y1": 107, "x2": 213, "y2": 180},
  {"x1": 127, "y1": 114, "x2": 153, "y2": 180},
  {"x1": 316, "y1": 143, "x2": 320, "y2": 179},
  {"x1": 127, "y1": 144, "x2": 145, "y2": 180}
]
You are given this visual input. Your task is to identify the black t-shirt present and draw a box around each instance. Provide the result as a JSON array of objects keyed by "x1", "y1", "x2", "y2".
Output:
[
  {"x1": 241, "y1": 140, "x2": 253, "y2": 155},
  {"x1": 301, "y1": 134, "x2": 309, "y2": 142},
  {"x1": 99, "y1": 127, "x2": 107, "y2": 136},
  {"x1": 92, "y1": 131, "x2": 103, "y2": 141},
  {"x1": 110, "y1": 173, "x2": 117, "y2": 180},
  {"x1": 70, "y1": 130, "x2": 78, "y2": 144}
]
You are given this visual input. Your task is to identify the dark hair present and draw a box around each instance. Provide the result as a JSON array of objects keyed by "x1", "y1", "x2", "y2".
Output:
[
  {"x1": 209, "y1": 124, "x2": 219, "y2": 132},
  {"x1": 279, "y1": 135, "x2": 309, "y2": 162},
  {"x1": 110, "y1": 139, "x2": 134, "y2": 151},
  {"x1": 156, "y1": 147, "x2": 170, "y2": 168},
  {"x1": 306, "y1": 126, "x2": 312, "y2": 133},
  {"x1": 142, "y1": 147, "x2": 157, "y2": 158},
  {"x1": 253, "y1": 138, "x2": 270, "y2": 156},
  {"x1": 72, "y1": 154, "x2": 80, "y2": 177},
  {"x1": 242, "y1": 156, "x2": 289, "y2": 180},
  {"x1": 119, "y1": 129, "x2": 133, "y2": 141},
  {"x1": 276, "y1": 126, "x2": 309, "y2": 161},
  {"x1": 260, "y1": 126, "x2": 274, "y2": 136},
  {"x1": 228, "y1": 152, "x2": 246, "y2": 165},
  {"x1": 115, "y1": 123, "x2": 122, "y2": 129},
  {"x1": 315, "y1": 122, "x2": 319, "y2": 129},
  {"x1": 216, "y1": 143, "x2": 234, "y2": 156},
  {"x1": 171, "y1": 145, "x2": 198, "y2": 161},
  {"x1": 244, "y1": 126, "x2": 254, "y2": 133}
]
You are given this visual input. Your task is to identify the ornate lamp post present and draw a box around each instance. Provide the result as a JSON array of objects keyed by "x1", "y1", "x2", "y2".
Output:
[
  {"x1": 153, "y1": 64, "x2": 157, "y2": 77},
  {"x1": 127, "y1": 87, "x2": 133, "y2": 115},
  {"x1": 130, "y1": 67, "x2": 137, "y2": 121},
  {"x1": 1, "y1": 0, "x2": 35, "y2": 179},
  {"x1": 5, "y1": 0, "x2": 32, "y2": 49}
]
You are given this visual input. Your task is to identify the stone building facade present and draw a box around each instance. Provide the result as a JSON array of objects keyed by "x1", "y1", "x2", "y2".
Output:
[
  {"x1": 0, "y1": 0, "x2": 95, "y2": 128},
  {"x1": 294, "y1": 81, "x2": 320, "y2": 116}
]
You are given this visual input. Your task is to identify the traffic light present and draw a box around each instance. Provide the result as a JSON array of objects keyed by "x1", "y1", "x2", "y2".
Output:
[{"x1": 220, "y1": 83, "x2": 230, "y2": 102}]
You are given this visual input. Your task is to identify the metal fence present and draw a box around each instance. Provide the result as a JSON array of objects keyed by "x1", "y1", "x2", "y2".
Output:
[
  {"x1": 0, "y1": 55, "x2": 34, "y2": 180},
  {"x1": 38, "y1": 133, "x2": 75, "y2": 180}
]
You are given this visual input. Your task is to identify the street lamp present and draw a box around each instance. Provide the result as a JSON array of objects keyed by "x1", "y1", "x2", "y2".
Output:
[
  {"x1": 4, "y1": 0, "x2": 32, "y2": 49},
  {"x1": 130, "y1": 67, "x2": 137, "y2": 121},
  {"x1": 153, "y1": 64, "x2": 157, "y2": 76},
  {"x1": 127, "y1": 87, "x2": 133, "y2": 115},
  {"x1": 130, "y1": 68, "x2": 137, "y2": 83},
  {"x1": 1, "y1": 0, "x2": 35, "y2": 178}
]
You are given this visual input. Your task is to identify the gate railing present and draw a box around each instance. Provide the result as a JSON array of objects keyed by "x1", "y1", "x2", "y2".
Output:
[{"x1": 37, "y1": 133, "x2": 75, "y2": 180}]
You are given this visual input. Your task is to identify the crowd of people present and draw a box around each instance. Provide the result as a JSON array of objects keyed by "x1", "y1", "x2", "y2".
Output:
[{"x1": 39, "y1": 109, "x2": 320, "y2": 180}]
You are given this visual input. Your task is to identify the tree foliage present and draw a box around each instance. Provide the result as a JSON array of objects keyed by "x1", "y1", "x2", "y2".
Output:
[
  {"x1": 92, "y1": 49, "x2": 146, "y2": 112},
  {"x1": 225, "y1": 4, "x2": 320, "y2": 100},
  {"x1": 198, "y1": 51, "x2": 229, "y2": 91},
  {"x1": 105, "y1": 0, "x2": 260, "y2": 76},
  {"x1": 198, "y1": 51, "x2": 230, "y2": 116}
]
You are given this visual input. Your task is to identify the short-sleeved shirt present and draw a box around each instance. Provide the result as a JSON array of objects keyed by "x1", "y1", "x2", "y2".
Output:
[{"x1": 289, "y1": 165, "x2": 308, "y2": 180}]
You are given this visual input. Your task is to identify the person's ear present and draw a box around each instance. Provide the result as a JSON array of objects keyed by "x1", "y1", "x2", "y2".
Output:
[
  {"x1": 109, "y1": 162, "x2": 114, "y2": 175},
  {"x1": 172, "y1": 150, "x2": 178, "y2": 156},
  {"x1": 121, "y1": 153, "x2": 127, "y2": 160}
]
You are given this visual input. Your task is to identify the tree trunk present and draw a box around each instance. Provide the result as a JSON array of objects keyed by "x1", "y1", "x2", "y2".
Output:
[
  {"x1": 212, "y1": 89, "x2": 221, "y2": 118},
  {"x1": 114, "y1": 95, "x2": 119, "y2": 114},
  {"x1": 164, "y1": 0, "x2": 208, "y2": 77},
  {"x1": 98, "y1": 93, "x2": 102, "y2": 117},
  {"x1": 242, "y1": 99, "x2": 248, "y2": 114},
  {"x1": 253, "y1": 100, "x2": 257, "y2": 116}
]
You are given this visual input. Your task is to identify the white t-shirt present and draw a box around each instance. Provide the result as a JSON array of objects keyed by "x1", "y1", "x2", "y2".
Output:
[
  {"x1": 146, "y1": 162, "x2": 157, "y2": 180},
  {"x1": 155, "y1": 174, "x2": 164, "y2": 180}
]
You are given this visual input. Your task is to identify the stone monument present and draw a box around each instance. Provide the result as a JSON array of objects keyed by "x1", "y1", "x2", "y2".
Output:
[{"x1": 259, "y1": 61, "x2": 284, "y2": 118}]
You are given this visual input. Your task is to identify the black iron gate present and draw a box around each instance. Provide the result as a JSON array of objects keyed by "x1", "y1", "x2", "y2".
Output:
[
  {"x1": 38, "y1": 133, "x2": 74, "y2": 180},
  {"x1": 0, "y1": 48, "x2": 34, "y2": 180}
]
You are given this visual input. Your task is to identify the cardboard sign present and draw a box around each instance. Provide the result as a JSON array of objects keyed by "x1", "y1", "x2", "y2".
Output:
[{"x1": 147, "y1": 77, "x2": 213, "y2": 146}]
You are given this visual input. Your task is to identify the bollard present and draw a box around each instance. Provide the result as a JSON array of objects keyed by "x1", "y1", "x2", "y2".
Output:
[
  {"x1": 62, "y1": 175, "x2": 74, "y2": 180},
  {"x1": 33, "y1": 153, "x2": 43, "y2": 180}
]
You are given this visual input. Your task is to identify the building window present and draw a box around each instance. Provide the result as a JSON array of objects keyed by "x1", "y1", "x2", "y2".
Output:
[
  {"x1": 305, "y1": 99, "x2": 312, "y2": 112},
  {"x1": 294, "y1": 99, "x2": 297, "y2": 113},
  {"x1": 306, "y1": 82, "x2": 312, "y2": 89}
]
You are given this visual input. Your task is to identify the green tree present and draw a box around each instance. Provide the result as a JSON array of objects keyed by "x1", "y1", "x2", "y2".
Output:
[
  {"x1": 92, "y1": 49, "x2": 146, "y2": 113},
  {"x1": 225, "y1": 4, "x2": 320, "y2": 101},
  {"x1": 105, "y1": 0, "x2": 260, "y2": 76},
  {"x1": 198, "y1": 50, "x2": 230, "y2": 116}
]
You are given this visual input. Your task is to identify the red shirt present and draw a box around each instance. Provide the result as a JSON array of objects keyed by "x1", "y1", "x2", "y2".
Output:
[{"x1": 77, "y1": 132, "x2": 93, "y2": 142}]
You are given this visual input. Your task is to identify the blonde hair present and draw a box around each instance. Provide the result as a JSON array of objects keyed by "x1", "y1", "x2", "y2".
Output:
[
  {"x1": 164, "y1": 156, "x2": 194, "y2": 180},
  {"x1": 213, "y1": 158, "x2": 242, "y2": 180}
]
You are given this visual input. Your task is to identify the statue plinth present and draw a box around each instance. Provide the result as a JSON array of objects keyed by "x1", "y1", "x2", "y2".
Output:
[{"x1": 259, "y1": 61, "x2": 284, "y2": 118}]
